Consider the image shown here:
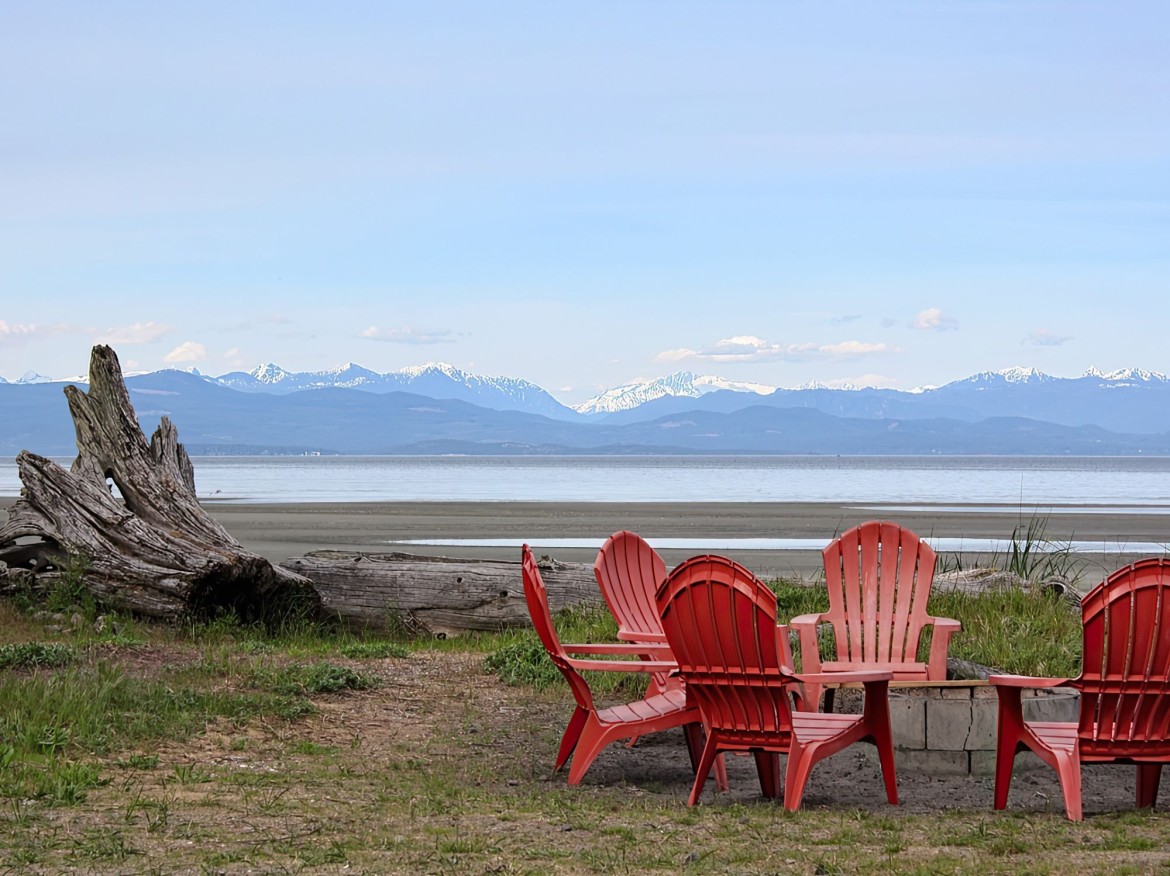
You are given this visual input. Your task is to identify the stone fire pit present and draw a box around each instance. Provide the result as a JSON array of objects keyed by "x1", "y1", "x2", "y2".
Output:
[{"x1": 851, "y1": 680, "x2": 1080, "y2": 776}]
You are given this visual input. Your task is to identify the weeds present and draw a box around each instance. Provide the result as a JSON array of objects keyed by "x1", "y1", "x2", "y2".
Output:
[
  {"x1": 0, "y1": 642, "x2": 78, "y2": 669},
  {"x1": 1002, "y1": 515, "x2": 1083, "y2": 582}
]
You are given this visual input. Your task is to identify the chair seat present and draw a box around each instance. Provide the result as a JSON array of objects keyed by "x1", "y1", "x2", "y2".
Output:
[
  {"x1": 791, "y1": 711, "x2": 866, "y2": 742},
  {"x1": 597, "y1": 688, "x2": 689, "y2": 726},
  {"x1": 821, "y1": 660, "x2": 928, "y2": 677}
]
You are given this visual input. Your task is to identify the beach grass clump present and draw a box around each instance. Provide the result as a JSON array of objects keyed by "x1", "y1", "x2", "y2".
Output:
[
  {"x1": 485, "y1": 603, "x2": 647, "y2": 697},
  {"x1": 246, "y1": 661, "x2": 377, "y2": 696},
  {"x1": 0, "y1": 642, "x2": 78, "y2": 670},
  {"x1": 770, "y1": 579, "x2": 1081, "y2": 677},
  {"x1": 928, "y1": 586, "x2": 1082, "y2": 678},
  {"x1": 1001, "y1": 515, "x2": 1083, "y2": 583}
]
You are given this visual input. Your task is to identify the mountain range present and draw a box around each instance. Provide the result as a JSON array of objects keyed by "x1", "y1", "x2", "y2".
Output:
[{"x1": 3, "y1": 362, "x2": 1170, "y2": 456}]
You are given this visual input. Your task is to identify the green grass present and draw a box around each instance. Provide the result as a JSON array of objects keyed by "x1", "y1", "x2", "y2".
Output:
[
  {"x1": 0, "y1": 642, "x2": 78, "y2": 669},
  {"x1": 483, "y1": 603, "x2": 648, "y2": 697}
]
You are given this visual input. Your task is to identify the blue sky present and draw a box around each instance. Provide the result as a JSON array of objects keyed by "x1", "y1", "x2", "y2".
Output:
[{"x1": 2, "y1": 2, "x2": 1167, "y2": 403}]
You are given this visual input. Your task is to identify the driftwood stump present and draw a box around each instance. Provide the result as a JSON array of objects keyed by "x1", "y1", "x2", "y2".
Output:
[
  {"x1": 0, "y1": 345, "x2": 317, "y2": 620},
  {"x1": 281, "y1": 550, "x2": 601, "y2": 635}
]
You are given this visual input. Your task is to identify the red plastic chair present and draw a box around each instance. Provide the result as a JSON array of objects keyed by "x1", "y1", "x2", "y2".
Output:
[
  {"x1": 594, "y1": 531, "x2": 673, "y2": 700},
  {"x1": 657, "y1": 554, "x2": 899, "y2": 808},
  {"x1": 521, "y1": 544, "x2": 711, "y2": 786},
  {"x1": 791, "y1": 521, "x2": 960, "y2": 710},
  {"x1": 992, "y1": 557, "x2": 1170, "y2": 820}
]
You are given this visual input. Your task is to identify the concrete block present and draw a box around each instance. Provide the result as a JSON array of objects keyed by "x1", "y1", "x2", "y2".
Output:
[
  {"x1": 940, "y1": 687, "x2": 973, "y2": 699},
  {"x1": 858, "y1": 745, "x2": 969, "y2": 776},
  {"x1": 965, "y1": 697, "x2": 998, "y2": 751},
  {"x1": 970, "y1": 749, "x2": 1048, "y2": 776},
  {"x1": 888, "y1": 695, "x2": 926, "y2": 750},
  {"x1": 1022, "y1": 691, "x2": 1079, "y2": 724},
  {"x1": 927, "y1": 699, "x2": 974, "y2": 751}
]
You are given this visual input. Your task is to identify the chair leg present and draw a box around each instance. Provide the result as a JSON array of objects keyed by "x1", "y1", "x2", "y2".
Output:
[
  {"x1": 1137, "y1": 764, "x2": 1163, "y2": 809},
  {"x1": 682, "y1": 723, "x2": 728, "y2": 791},
  {"x1": 566, "y1": 716, "x2": 621, "y2": 786},
  {"x1": 870, "y1": 720, "x2": 899, "y2": 805},
  {"x1": 782, "y1": 739, "x2": 815, "y2": 812},
  {"x1": 753, "y1": 751, "x2": 781, "y2": 799},
  {"x1": 555, "y1": 706, "x2": 589, "y2": 771},
  {"x1": 1052, "y1": 749, "x2": 1083, "y2": 822},
  {"x1": 993, "y1": 691, "x2": 1025, "y2": 811},
  {"x1": 687, "y1": 737, "x2": 721, "y2": 807}
]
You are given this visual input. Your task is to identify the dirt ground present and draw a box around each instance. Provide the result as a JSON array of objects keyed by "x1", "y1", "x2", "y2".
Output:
[
  {"x1": 11, "y1": 645, "x2": 1170, "y2": 875},
  {"x1": 130, "y1": 650, "x2": 1161, "y2": 817}
]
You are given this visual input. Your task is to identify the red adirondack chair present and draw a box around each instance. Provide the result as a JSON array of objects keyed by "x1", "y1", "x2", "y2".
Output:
[
  {"x1": 592, "y1": 531, "x2": 731, "y2": 783},
  {"x1": 791, "y1": 521, "x2": 960, "y2": 710},
  {"x1": 992, "y1": 557, "x2": 1170, "y2": 820},
  {"x1": 521, "y1": 544, "x2": 712, "y2": 786},
  {"x1": 657, "y1": 554, "x2": 899, "y2": 808},
  {"x1": 594, "y1": 531, "x2": 673, "y2": 701}
]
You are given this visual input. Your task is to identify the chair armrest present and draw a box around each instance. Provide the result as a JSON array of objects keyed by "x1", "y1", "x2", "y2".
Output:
[
  {"x1": 924, "y1": 616, "x2": 961, "y2": 681},
  {"x1": 615, "y1": 631, "x2": 669, "y2": 644},
  {"x1": 796, "y1": 669, "x2": 894, "y2": 685},
  {"x1": 563, "y1": 643, "x2": 674, "y2": 659},
  {"x1": 789, "y1": 612, "x2": 828, "y2": 673},
  {"x1": 988, "y1": 674, "x2": 1071, "y2": 689},
  {"x1": 564, "y1": 657, "x2": 679, "y2": 674},
  {"x1": 789, "y1": 613, "x2": 825, "y2": 628}
]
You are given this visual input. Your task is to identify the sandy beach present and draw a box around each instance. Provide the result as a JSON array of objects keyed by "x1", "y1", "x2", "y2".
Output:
[
  {"x1": 196, "y1": 499, "x2": 1169, "y2": 583},
  {"x1": 4, "y1": 496, "x2": 1166, "y2": 582}
]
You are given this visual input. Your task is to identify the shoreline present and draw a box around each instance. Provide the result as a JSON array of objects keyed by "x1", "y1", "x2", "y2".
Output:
[
  {"x1": 5, "y1": 497, "x2": 1167, "y2": 582},
  {"x1": 203, "y1": 499, "x2": 1169, "y2": 582}
]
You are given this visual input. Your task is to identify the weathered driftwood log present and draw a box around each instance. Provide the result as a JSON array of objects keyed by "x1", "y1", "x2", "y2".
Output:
[
  {"x1": 0, "y1": 345, "x2": 317, "y2": 620},
  {"x1": 281, "y1": 550, "x2": 602, "y2": 635},
  {"x1": 934, "y1": 567, "x2": 1080, "y2": 603}
]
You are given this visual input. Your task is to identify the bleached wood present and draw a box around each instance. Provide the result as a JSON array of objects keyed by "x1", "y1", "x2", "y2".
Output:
[
  {"x1": 0, "y1": 345, "x2": 316, "y2": 619},
  {"x1": 281, "y1": 550, "x2": 602, "y2": 634}
]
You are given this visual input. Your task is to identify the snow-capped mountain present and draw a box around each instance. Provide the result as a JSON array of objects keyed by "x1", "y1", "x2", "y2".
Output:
[
  {"x1": 946, "y1": 366, "x2": 1055, "y2": 388},
  {"x1": 574, "y1": 371, "x2": 775, "y2": 414},
  {"x1": 211, "y1": 361, "x2": 579, "y2": 420},
  {"x1": 14, "y1": 371, "x2": 59, "y2": 385},
  {"x1": 1084, "y1": 367, "x2": 1169, "y2": 387}
]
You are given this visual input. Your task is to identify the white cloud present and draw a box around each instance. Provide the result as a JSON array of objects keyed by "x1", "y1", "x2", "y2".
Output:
[
  {"x1": 0, "y1": 319, "x2": 77, "y2": 343},
  {"x1": 1024, "y1": 329, "x2": 1072, "y2": 347},
  {"x1": 361, "y1": 325, "x2": 458, "y2": 345},
  {"x1": 911, "y1": 308, "x2": 959, "y2": 331},
  {"x1": 96, "y1": 321, "x2": 172, "y2": 345},
  {"x1": 164, "y1": 341, "x2": 207, "y2": 363},
  {"x1": 655, "y1": 335, "x2": 897, "y2": 365}
]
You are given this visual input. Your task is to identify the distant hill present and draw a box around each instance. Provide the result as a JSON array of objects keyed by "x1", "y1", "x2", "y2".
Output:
[
  {"x1": 211, "y1": 361, "x2": 580, "y2": 421},
  {"x1": 3, "y1": 368, "x2": 1170, "y2": 457}
]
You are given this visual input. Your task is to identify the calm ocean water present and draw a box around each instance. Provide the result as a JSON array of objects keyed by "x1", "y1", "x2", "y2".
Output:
[{"x1": 5, "y1": 455, "x2": 1170, "y2": 506}]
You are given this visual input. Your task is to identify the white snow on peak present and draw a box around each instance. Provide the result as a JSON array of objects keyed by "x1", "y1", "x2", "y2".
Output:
[
  {"x1": 951, "y1": 367, "x2": 1053, "y2": 387},
  {"x1": 575, "y1": 371, "x2": 775, "y2": 414},
  {"x1": 15, "y1": 371, "x2": 58, "y2": 384},
  {"x1": 694, "y1": 374, "x2": 777, "y2": 395},
  {"x1": 1084, "y1": 367, "x2": 1168, "y2": 383},
  {"x1": 997, "y1": 367, "x2": 1051, "y2": 383},
  {"x1": 396, "y1": 361, "x2": 466, "y2": 380},
  {"x1": 250, "y1": 363, "x2": 293, "y2": 383}
]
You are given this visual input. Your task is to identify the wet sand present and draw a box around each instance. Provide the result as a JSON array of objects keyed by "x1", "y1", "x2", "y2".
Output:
[
  {"x1": 4, "y1": 496, "x2": 1165, "y2": 582},
  {"x1": 199, "y1": 500, "x2": 1170, "y2": 583}
]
